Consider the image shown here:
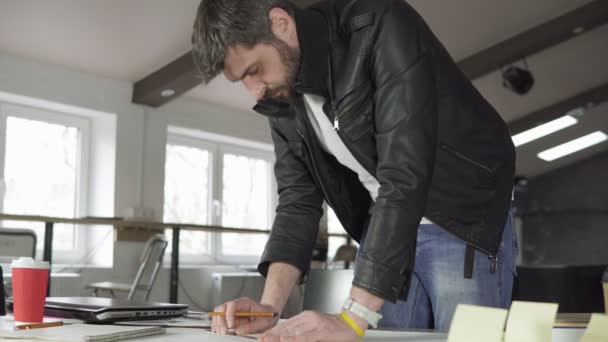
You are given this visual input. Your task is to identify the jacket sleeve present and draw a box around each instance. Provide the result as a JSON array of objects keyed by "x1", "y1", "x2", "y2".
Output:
[
  {"x1": 257, "y1": 118, "x2": 324, "y2": 284},
  {"x1": 351, "y1": 0, "x2": 439, "y2": 302}
]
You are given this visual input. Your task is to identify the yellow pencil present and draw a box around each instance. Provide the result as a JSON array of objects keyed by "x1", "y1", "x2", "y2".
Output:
[
  {"x1": 15, "y1": 321, "x2": 64, "y2": 330},
  {"x1": 207, "y1": 312, "x2": 278, "y2": 317}
]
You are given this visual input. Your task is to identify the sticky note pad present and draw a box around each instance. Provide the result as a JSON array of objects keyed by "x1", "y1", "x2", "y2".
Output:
[
  {"x1": 580, "y1": 314, "x2": 608, "y2": 342},
  {"x1": 504, "y1": 301, "x2": 558, "y2": 342},
  {"x1": 447, "y1": 304, "x2": 508, "y2": 342}
]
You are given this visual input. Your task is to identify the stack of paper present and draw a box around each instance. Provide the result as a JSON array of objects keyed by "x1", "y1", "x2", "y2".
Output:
[{"x1": 0, "y1": 324, "x2": 164, "y2": 342}]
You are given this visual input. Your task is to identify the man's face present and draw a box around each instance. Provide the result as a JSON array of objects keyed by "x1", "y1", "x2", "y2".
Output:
[{"x1": 224, "y1": 38, "x2": 300, "y2": 101}]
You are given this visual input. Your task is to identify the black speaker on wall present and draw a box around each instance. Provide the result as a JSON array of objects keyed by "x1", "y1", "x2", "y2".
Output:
[{"x1": 502, "y1": 66, "x2": 535, "y2": 95}]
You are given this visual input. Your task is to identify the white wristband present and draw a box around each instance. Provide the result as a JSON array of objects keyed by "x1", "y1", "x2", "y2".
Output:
[{"x1": 342, "y1": 298, "x2": 383, "y2": 329}]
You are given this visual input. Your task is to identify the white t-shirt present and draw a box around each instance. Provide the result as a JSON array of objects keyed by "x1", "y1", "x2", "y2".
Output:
[{"x1": 303, "y1": 94, "x2": 431, "y2": 225}]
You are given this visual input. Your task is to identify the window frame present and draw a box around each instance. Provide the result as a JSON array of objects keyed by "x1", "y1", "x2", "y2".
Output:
[
  {"x1": 165, "y1": 133, "x2": 217, "y2": 264},
  {"x1": 164, "y1": 127, "x2": 276, "y2": 265},
  {"x1": 0, "y1": 102, "x2": 91, "y2": 263},
  {"x1": 216, "y1": 143, "x2": 276, "y2": 264}
]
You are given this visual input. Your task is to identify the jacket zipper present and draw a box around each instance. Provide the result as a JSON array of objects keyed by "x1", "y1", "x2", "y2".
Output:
[
  {"x1": 333, "y1": 84, "x2": 372, "y2": 132},
  {"x1": 489, "y1": 255, "x2": 498, "y2": 273},
  {"x1": 334, "y1": 99, "x2": 356, "y2": 131},
  {"x1": 440, "y1": 143, "x2": 494, "y2": 175}
]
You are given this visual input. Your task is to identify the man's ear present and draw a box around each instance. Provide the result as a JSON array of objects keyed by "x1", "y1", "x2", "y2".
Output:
[{"x1": 269, "y1": 7, "x2": 297, "y2": 45}]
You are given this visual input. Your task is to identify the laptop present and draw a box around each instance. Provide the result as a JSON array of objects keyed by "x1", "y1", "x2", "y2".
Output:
[{"x1": 7, "y1": 297, "x2": 189, "y2": 323}]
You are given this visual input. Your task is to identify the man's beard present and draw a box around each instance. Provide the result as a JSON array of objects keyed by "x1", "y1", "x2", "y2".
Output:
[{"x1": 262, "y1": 38, "x2": 300, "y2": 100}]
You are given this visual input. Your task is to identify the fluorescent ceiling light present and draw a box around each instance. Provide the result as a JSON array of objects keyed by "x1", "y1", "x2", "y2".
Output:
[
  {"x1": 538, "y1": 131, "x2": 608, "y2": 162},
  {"x1": 512, "y1": 115, "x2": 578, "y2": 147}
]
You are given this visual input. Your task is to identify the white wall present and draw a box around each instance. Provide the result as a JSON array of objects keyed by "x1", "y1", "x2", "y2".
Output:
[{"x1": 0, "y1": 52, "x2": 273, "y2": 309}]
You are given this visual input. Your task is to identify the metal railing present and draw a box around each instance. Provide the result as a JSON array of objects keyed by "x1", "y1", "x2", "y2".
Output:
[{"x1": 0, "y1": 213, "x2": 347, "y2": 302}]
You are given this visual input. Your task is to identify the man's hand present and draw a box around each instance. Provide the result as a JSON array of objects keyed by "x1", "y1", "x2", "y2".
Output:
[
  {"x1": 211, "y1": 297, "x2": 279, "y2": 336},
  {"x1": 259, "y1": 311, "x2": 362, "y2": 342}
]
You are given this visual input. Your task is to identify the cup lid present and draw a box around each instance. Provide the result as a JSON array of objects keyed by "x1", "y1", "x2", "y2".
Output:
[{"x1": 11, "y1": 257, "x2": 50, "y2": 269}]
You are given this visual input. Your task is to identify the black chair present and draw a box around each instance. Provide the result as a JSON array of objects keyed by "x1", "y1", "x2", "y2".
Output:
[
  {"x1": 513, "y1": 265, "x2": 606, "y2": 313},
  {"x1": 0, "y1": 228, "x2": 37, "y2": 298}
]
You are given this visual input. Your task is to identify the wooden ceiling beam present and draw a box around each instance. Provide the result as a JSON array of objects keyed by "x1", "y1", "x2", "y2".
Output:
[
  {"x1": 132, "y1": 51, "x2": 199, "y2": 107},
  {"x1": 459, "y1": 0, "x2": 608, "y2": 79},
  {"x1": 132, "y1": 1, "x2": 608, "y2": 107}
]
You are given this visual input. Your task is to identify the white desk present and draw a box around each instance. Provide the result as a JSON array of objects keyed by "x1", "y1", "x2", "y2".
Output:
[{"x1": 0, "y1": 316, "x2": 585, "y2": 342}]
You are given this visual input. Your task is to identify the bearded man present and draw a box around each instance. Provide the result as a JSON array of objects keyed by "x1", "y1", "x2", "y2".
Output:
[{"x1": 191, "y1": 0, "x2": 516, "y2": 340}]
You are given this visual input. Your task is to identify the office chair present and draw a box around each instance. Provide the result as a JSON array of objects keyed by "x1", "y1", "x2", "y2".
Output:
[
  {"x1": 87, "y1": 234, "x2": 168, "y2": 301},
  {"x1": 0, "y1": 227, "x2": 37, "y2": 262},
  {"x1": 0, "y1": 228, "x2": 37, "y2": 297}
]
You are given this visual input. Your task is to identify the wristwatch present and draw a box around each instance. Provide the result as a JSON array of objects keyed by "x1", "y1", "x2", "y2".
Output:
[{"x1": 342, "y1": 298, "x2": 383, "y2": 328}]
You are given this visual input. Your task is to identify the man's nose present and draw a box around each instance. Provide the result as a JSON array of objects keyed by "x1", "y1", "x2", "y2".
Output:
[{"x1": 243, "y1": 77, "x2": 266, "y2": 101}]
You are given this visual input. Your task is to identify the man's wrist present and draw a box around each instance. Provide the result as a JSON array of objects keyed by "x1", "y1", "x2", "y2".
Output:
[
  {"x1": 259, "y1": 298, "x2": 282, "y2": 314},
  {"x1": 341, "y1": 309, "x2": 370, "y2": 331},
  {"x1": 350, "y1": 286, "x2": 384, "y2": 312},
  {"x1": 343, "y1": 286, "x2": 385, "y2": 329}
]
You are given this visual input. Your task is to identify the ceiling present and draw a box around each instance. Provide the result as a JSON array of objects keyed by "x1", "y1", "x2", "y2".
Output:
[{"x1": 0, "y1": 0, "x2": 607, "y2": 178}]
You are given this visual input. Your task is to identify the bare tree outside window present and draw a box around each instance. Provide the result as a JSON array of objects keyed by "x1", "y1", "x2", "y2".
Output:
[
  {"x1": 221, "y1": 153, "x2": 270, "y2": 256},
  {"x1": 163, "y1": 144, "x2": 210, "y2": 255},
  {"x1": 2, "y1": 116, "x2": 78, "y2": 251}
]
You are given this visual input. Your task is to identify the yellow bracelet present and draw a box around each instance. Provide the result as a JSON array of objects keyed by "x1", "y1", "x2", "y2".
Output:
[{"x1": 340, "y1": 311, "x2": 365, "y2": 337}]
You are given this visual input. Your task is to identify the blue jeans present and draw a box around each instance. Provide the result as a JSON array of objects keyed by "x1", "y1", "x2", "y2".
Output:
[{"x1": 363, "y1": 212, "x2": 517, "y2": 331}]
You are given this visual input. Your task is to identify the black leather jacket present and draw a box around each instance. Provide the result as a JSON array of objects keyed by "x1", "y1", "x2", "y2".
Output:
[{"x1": 254, "y1": 0, "x2": 515, "y2": 302}]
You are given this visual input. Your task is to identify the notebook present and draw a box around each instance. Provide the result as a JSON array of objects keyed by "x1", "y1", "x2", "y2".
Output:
[
  {"x1": 0, "y1": 324, "x2": 164, "y2": 342},
  {"x1": 7, "y1": 297, "x2": 188, "y2": 323}
]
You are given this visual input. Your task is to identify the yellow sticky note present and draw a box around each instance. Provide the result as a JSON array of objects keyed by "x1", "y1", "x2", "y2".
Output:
[
  {"x1": 447, "y1": 304, "x2": 508, "y2": 342},
  {"x1": 580, "y1": 314, "x2": 608, "y2": 342},
  {"x1": 504, "y1": 301, "x2": 558, "y2": 342}
]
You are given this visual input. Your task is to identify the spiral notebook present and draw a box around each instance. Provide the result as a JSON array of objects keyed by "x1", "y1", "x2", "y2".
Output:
[{"x1": 0, "y1": 324, "x2": 165, "y2": 342}]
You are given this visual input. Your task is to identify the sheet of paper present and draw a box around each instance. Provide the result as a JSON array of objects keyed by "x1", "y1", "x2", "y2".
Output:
[
  {"x1": 133, "y1": 328, "x2": 448, "y2": 342},
  {"x1": 504, "y1": 301, "x2": 558, "y2": 342},
  {"x1": 364, "y1": 330, "x2": 447, "y2": 341},
  {"x1": 579, "y1": 314, "x2": 608, "y2": 342},
  {"x1": 552, "y1": 327, "x2": 585, "y2": 342},
  {"x1": 447, "y1": 304, "x2": 507, "y2": 342},
  {"x1": 127, "y1": 329, "x2": 256, "y2": 341},
  {"x1": 115, "y1": 317, "x2": 211, "y2": 329},
  {"x1": 0, "y1": 324, "x2": 164, "y2": 342}
]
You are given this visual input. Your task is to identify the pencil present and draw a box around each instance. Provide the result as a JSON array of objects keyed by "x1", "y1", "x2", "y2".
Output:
[
  {"x1": 206, "y1": 312, "x2": 278, "y2": 317},
  {"x1": 15, "y1": 321, "x2": 64, "y2": 330}
]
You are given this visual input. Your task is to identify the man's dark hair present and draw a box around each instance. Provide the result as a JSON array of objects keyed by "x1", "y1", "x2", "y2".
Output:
[{"x1": 192, "y1": 0, "x2": 295, "y2": 84}]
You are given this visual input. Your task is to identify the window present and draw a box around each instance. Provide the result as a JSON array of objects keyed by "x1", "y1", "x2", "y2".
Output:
[
  {"x1": 163, "y1": 127, "x2": 275, "y2": 264},
  {"x1": 163, "y1": 139, "x2": 212, "y2": 256},
  {"x1": 0, "y1": 103, "x2": 90, "y2": 261},
  {"x1": 327, "y1": 206, "x2": 349, "y2": 260}
]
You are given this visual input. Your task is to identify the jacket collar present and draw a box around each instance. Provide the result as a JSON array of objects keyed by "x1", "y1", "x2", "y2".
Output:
[
  {"x1": 253, "y1": 6, "x2": 330, "y2": 117},
  {"x1": 292, "y1": 6, "x2": 330, "y2": 97}
]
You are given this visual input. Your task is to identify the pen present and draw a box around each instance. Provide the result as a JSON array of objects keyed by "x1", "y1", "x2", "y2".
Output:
[{"x1": 15, "y1": 321, "x2": 64, "y2": 330}]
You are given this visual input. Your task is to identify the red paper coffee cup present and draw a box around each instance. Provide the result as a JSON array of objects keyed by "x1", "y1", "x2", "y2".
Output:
[{"x1": 11, "y1": 257, "x2": 50, "y2": 324}]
